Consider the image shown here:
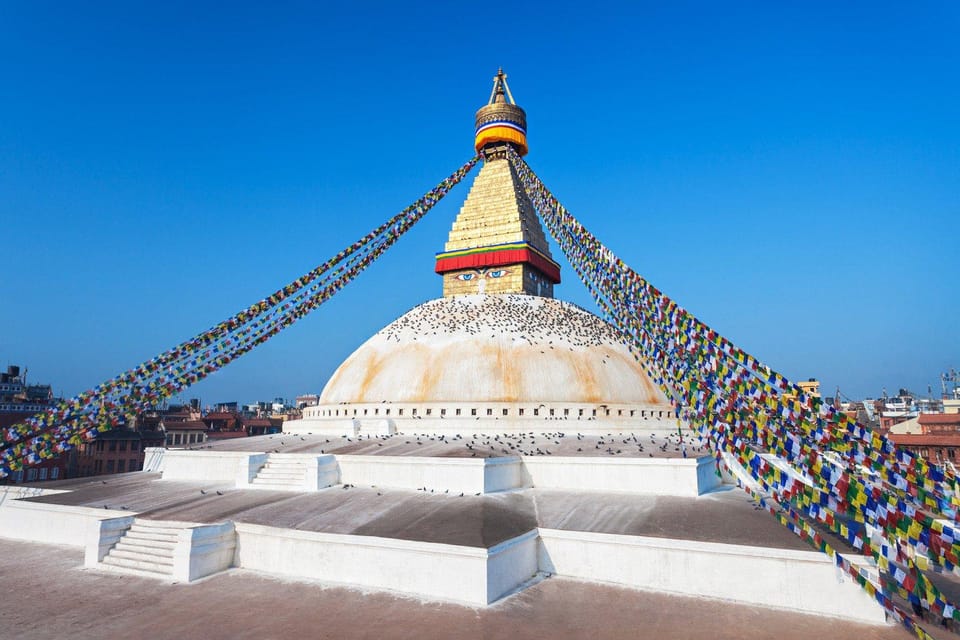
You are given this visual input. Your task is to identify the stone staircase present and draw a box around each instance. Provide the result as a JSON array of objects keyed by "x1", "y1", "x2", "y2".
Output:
[
  {"x1": 100, "y1": 519, "x2": 182, "y2": 578},
  {"x1": 249, "y1": 455, "x2": 309, "y2": 491}
]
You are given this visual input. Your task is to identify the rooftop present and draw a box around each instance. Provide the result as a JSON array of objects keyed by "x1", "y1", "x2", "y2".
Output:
[{"x1": 0, "y1": 537, "x2": 911, "y2": 640}]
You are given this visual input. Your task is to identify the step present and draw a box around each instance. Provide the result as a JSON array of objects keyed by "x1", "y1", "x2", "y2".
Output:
[
  {"x1": 117, "y1": 536, "x2": 177, "y2": 552},
  {"x1": 249, "y1": 481, "x2": 303, "y2": 490},
  {"x1": 125, "y1": 529, "x2": 180, "y2": 544},
  {"x1": 129, "y1": 523, "x2": 184, "y2": 536},
  {"x1": 114, "y1": 539, "x2": 176, "y2": 555},
  {"x1": 251, "y1": 479, "x2": 302, "y2": 487},
  {"x1": 101, "y1": 555, "x2": 173, "y2": 575},
  {"x1": 256, "y1": 471, "x2": 304, "y2": 480},
  {"x1": 260, "y1": 465, "x2": 307, "y2": 473},
  {"x1": 108, "y1": 548, "x2": 175, "y2": 565}
]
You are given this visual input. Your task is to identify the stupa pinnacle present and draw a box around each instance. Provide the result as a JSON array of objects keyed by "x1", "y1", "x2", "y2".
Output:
[{"x1": 434, "y1": 70, "x2": 561, "y2": 297}]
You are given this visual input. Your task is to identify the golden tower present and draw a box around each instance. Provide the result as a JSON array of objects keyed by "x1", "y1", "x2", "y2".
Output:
[{"x1": 434, "y1": 69, "x2": 561, "y2": 297}]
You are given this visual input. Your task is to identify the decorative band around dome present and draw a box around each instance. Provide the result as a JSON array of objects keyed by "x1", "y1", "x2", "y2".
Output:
[{"x1": 435, "y1": 241, "x2": 560, "y2": 283}]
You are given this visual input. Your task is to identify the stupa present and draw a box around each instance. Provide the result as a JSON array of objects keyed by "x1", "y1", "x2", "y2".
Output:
[
  {"x1": 286, "y1": 69, "x2": 674, "y2": 437},
  {"x1": 0, "y1": 70, "x2": 897, "y2": 638}
]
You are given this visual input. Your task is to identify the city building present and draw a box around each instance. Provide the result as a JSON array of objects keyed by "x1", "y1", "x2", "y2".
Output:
[{"x1": 76, "y1": 428, "x2": 165, "y2": 477}]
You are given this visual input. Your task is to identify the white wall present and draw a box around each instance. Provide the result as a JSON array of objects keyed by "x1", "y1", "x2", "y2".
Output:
[
  {"x1": 486, "y1": 530, "x2": 539, "y2": 602},
  {"x1": 523, "y1": 456, "x2": 719, "y2": 497},
  {"x1": 175, "y1": 522, "x2": 237, "y2": 582},
  {"x1": 0, "y1": 499, "x2": 129, "y2": 547},
  {"x1": 234, "y1": 523, "x2": 493, "y2": 605},
  {"x1": 537, "y1": 528, "x2": 888, "y2": 625},
  {"x1": 158, "y1": 450, "x2": 266, "y2": 486},
  {"x1": 337, "y1": 455, "x2": 522, "y2": 494}
]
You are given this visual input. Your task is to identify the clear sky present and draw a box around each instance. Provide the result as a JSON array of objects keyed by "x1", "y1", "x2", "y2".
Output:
[{"x1": 1, "y1": 2, "x2": 957, "y2": 406}]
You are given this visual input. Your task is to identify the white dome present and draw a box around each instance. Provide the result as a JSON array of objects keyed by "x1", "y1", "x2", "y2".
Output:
[{"x1": 319, "y1": 294, "x2": 670, "y2": 406}]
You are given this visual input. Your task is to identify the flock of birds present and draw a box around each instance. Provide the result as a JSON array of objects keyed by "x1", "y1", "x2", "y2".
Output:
[
  {"x1": 377, "y1": 293, "x2": 630, "y2": 351},
  {"x1": 205, "y1": 430, "x2": 709, "y2": 459}
]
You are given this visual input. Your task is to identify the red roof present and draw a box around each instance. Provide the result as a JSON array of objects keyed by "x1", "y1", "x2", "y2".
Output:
[
  {"x1": 165, "y1": 419, "x2": 207, "y2": 431},
  {"x1": 242, "y1": 418, "x2": 273, "y2": 428},
  {"x1": 890, "y1": 433, "x2": 960, "y2": 446},
  {"x1": 207, "y1": 431, "x2": 249, "y2": 440},
  {"x1": 919, "y1": 413, "x2": 960, "y2": 425},
  {"x1": 205, "y1": 412, "x2": 238, "y2": 421}
]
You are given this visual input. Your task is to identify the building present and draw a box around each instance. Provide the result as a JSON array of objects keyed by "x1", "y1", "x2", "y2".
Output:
[
  {"x1": 0, "y1": 365, "x2": 70, "y2": 484},
  {"x1": 240, "y1": 417, "x2": 276, "y2": 436},
  {"x1": 161, "y1": 419, "x2": 207, "y2": 447},
  {"x1": 796, "y1": 378, "x2": 820, "y2": 398},
  {"x1": 76, "y1": 428, "x2": 165, "y2": 477},
  {"x1": 203, "y1": 411, "x2": 241, "y2": 432},
  {"x1": 889, "y1": 433, "x2": 960, "y2": 468},
  {"x1": 295, "y1": 394, "x2": 319, "y2": 408}
]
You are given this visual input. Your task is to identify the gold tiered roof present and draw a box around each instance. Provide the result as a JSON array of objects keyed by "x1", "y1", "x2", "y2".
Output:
[{"x1": 434, "y1": 70, "x2": 560, "y2": 298}]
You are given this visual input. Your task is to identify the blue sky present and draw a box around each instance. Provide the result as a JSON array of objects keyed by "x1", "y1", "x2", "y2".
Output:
[{"x1": 1, "y1": 2, "x2": 957, "y2": 405}]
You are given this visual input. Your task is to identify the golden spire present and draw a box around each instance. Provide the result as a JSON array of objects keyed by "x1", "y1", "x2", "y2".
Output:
[
  {"x1": 434, "y1": 70, "x2": 559, "y2": 298},
  {"x1": 475, "y1": 68, "x2": 528, "y2": 156}
]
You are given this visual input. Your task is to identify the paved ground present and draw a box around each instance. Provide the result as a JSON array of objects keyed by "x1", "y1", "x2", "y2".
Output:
[
  {"x1": 0, "y1": 537, "x2": 915, "y2": 640},
  {"x1": 21, "y1": 473, "x2": 810, "y2": 550},
  {"x1": 197, "y1": 431, "x2": 703, "y2": 458}
]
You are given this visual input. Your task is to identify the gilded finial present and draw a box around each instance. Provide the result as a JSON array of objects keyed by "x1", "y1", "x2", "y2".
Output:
[{"x1": 475, "y1": 68, "x2": 527, "y2": 156}]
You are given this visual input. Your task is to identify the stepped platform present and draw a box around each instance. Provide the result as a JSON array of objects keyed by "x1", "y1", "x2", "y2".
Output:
[
  {"x1": 0, "y1": 537, "x2": 912, "y2": 640},
  {"x1": 10, "y1": 472, "x2": 807, "y2": 550},
  {"x1": 0, "y1": 436, "x2": 903, "y2": 626}
]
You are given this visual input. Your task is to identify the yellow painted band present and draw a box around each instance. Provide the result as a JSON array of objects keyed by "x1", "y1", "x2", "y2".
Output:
[{"x1": 474, "y1": 127, "x2": 528, "y2": 156}]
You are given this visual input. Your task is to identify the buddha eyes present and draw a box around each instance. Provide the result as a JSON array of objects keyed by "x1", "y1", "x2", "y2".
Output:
[{"x1": 455, "y1": 269, "x2": 509, "y2": 281}]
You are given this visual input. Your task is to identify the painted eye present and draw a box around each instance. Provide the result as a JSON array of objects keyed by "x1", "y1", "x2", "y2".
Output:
[
  {"x1": 456, "y1": 273, "x2": 475, "y2": 281},
  {"x1": 487, "y1": 269, "x2": 508, "y2": 278}
]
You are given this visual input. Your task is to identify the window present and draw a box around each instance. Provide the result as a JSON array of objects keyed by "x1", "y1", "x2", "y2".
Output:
[
  {"x1": 533, "y1": 408, "x2": 539, "y2": 416},
  {"x1": 119, "y1": 440, "x2": 127, "y2": 452},
  {"x1": 109, "y1": 441, "x2": 117, "y2": 452},
  {"x1": 363, "y1": 409, "x2": 368, "y2": 415},
  {"x1": 471, "y1": 408, "x2": 477, "y2": 416},
  {"x1": 518, "y1": 408, "x2": 524, "y2": 416},
  {"x1": 502, "y1": 409, "x2": 508, "y2": 416},
  {"x1": 131, "y1": 441, "x2": 139, "y2": 451},
  {"x1": 398, "y1": 409, "x2": 404, "y2": 416},
  {"x1": 578, "y1": 409, "x2": 583, "y2": 416},
  {"x1": 412, "y1": 408, "x2": 418, "y2": 416},
  {"x1": 106, "y1": 460, "x2": 115, "y2": 473},
  {"x1": 385, "y1": 409, "x2": 390, "y2": 416},
  {"x1": 455, "y1": 408, "x2": 461, "y2": 416},
  {"x1": 95, "y1": 460, "x2": 102, "y2": 473},
  {"x1": 592, "y1": 409, "x2": 596, "y2": 417},
  {"x1": 486, "y1": 408, "x2": 493, "y2": 416},
  {"x1": 563, "y1": 409, "x2": 569, "y2": 416},
  {"x1": 549, "y1": 409, "x2": 555, "y2": 416},
  {"x1": 618, "y1": 410, "x2": 622, "y2": 416},
  {"x1": 426, "y1": 408, "x2": 432, "y2": 416},
  {"x1": 374, "y1": 408, "x2": 379, "y2": 415},
  {"x1": 14, "y1": 470, "x2": 23, "y2": 483},
  {"x1": 630, "y1": 410, "x2": 635, "y2": 417},
  {"x1": 27, "y1": 469, "x2": 37, "y2": 481},
  {"x1": 118, "y1": 460, "x2": 126, "y2": 473},
  {"x1": 97, "y1": 441, "x2": 104, "y2": 452},
  {"x1": 440, "y1": 409, "x2": 446, "y2": 416},
  {"x1": 51, "y1": 468, "x2": 59, "y2": 480},
  {"x1": 39, "y1": 468, "x2": 47, "y2": 480}
]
